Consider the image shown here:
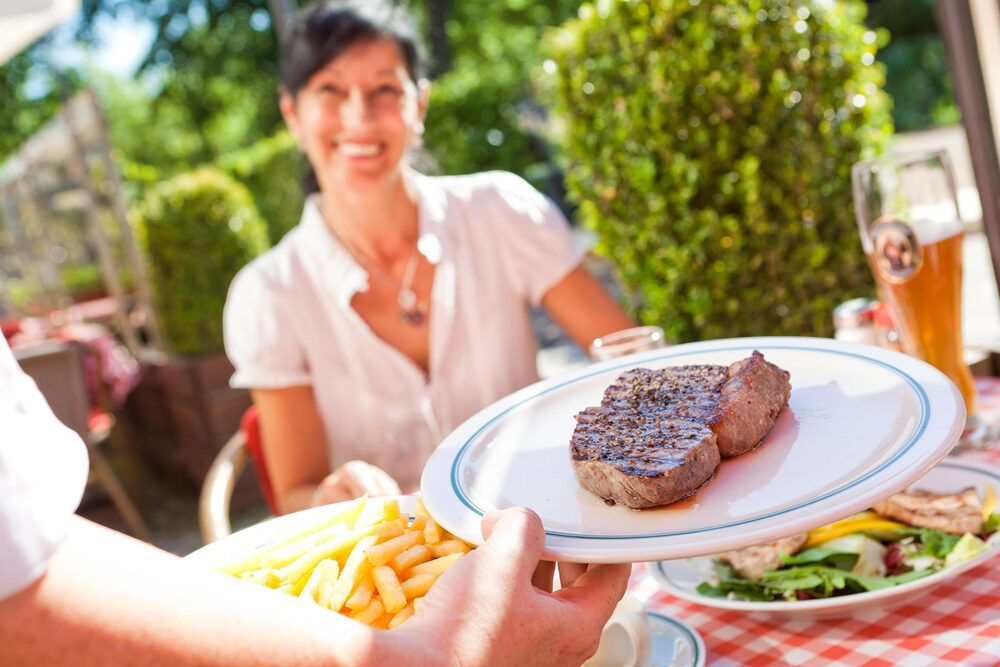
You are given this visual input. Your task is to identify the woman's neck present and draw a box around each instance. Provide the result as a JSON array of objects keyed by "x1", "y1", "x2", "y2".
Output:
[{"x1": 319, "y1": 171, "x2": 419, "y2": 264}]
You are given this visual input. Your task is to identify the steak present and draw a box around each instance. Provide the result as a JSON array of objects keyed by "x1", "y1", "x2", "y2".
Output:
[
  {"x1": 570, "y1": 351, "x2": 790, "y2": 508},
  {"x1": 714, "y1": 352, "x2": 792, "y2": 457}
]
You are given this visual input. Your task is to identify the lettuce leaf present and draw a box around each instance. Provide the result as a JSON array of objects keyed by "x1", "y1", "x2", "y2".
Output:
[{"x1": 697, "y1": 560, "x2": 934, "y2": 602}]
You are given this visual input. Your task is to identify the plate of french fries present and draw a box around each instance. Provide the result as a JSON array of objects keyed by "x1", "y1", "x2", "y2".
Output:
[{"x1": 185, "y1": 495, "x2": 473, "y2": 629}]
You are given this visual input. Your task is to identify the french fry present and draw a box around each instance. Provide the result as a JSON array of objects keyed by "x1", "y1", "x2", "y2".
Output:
[
  {"x1": 217, "y1": 496, "x2": 367, "y2": 576},
  {"x1": 412, "y1": 499, "x2": 429, "y2": 518},
  {"x1": 412, "y1": 597, "x2": 423, "y2": 613},
  {"x1": 316, "y1": 560, "x2": 341, "y2": 608},
  {"x1": 329, "y1": 535, "x2": 379, "y2": 612},
  {"x1": 388, "y1": 603, "x2": 415, "y2": 629},
  {"x1": 407, "y1": 515, "x2": 426, "y2": 531},
  {"x1": 241, "y1": 568, "x2": 284, "y2": 588},
  {"x1": 350, "y1": 598, "x2": 384, "y2": 626},
  {"x1": 280, "y1": 530, "x2": 371, "y2": 585},
  {"x1": 371, "y1": 613, "x2": 394, "y2": 630},
  {"x1": 344, "y1": 571, "x2": 375, "y2": 611},
  {"x1": 299, "y1": 559, "x2": 336, "y2": 602},
  {"x1": 367, "y1": 518, "x2": 406, "y2": 542},
  {"x1": 357, "y1": 497, "x2": 395, "y2": 528},
  {"x1": 365, "y1": 531, "x2": 423, "y2": 567},
  {"x1": 400, "y1": 573, "x2": 437, "y2": 600},
  {"x1": 390, "y1": 544, "x2": 433, "y2": 573},
  {"x1": 408, "y1": 552, "x2": 463, "y2": 578},
  {"x1": 372, "y1": 565, "x2": 407, "y2": 614},
  {"x1": 423, "y1": 517, "x2": 442, "y2": 544},
  {"x1": 429, "y1": 540, "x2": 469, "y2": 558},
  {"x1": 261, "y1": 524, "x2": 349, "y2": 569}
]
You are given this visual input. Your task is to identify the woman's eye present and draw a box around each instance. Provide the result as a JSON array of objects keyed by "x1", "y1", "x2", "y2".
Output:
[
  {"x1": 318, "y1": 84, "x2": 344, "y2": 97},
  {"x1": 375, "y1": 85, "x2": 402, "y2": 97}
]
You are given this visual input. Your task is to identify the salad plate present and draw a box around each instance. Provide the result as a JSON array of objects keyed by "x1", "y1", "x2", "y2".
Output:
[
  {"x1": 651, "y1": 460, "x2": 1000, "y2": 619},
  {"x1": 420, "y1": 337, "x2": 966, "y2": 563}
]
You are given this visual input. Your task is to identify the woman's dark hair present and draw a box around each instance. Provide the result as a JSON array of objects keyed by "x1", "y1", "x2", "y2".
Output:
[{"x1": 280, "y1": 0, "x2": 425, "y2": 96}]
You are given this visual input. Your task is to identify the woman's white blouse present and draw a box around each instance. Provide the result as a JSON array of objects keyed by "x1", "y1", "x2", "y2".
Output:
[
  {"x1": 223, "y1": 170, "x2": 583, "y2": 491},
  {"x1": 0, "y1": 338, "x2": 88, "y2": 600}
]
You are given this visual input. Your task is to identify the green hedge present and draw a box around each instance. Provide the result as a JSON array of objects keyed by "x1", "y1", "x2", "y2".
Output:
[
  {"x1": 135, "y1": 168, "x2": 269, "y2": 356},
  {"x1": 219, "y1": 130, "x2": 305, "y2": 245},
  {"x1": 544, "y1": 0, "x2": 891, "y2": 341}
]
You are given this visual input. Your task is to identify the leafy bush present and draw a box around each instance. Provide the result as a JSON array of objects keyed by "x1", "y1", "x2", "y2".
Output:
[
  {"x1": 134, "y1": 168, "x2": 269, "y2": 356},
  {"x1": 543, "y1": 0, "x2": 892, "y2": 341},
  {"x1": 219, "y1": 130, "x2": 305, "y2": 245}
]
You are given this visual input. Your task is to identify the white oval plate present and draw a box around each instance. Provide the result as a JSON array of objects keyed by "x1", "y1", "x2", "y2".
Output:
[
  {"x1": 651, "y1": 460, "x2": 1000, "y2": 620},
  {"x1": 420, "y1": 337, "x2": 965, "y2": 563}
]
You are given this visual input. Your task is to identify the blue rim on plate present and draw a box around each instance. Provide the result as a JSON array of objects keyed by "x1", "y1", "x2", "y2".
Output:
[
  {"x1": 646, "y1": 611, "x2": 706, "y2": 667},
  {"x1": 449, "y1": 343, "x2": 930, "y2": 540}
]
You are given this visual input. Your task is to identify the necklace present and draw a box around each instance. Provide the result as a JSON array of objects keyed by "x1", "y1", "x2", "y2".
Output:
[{"x1": 350, "y1": 243, "x2": 427, "y2": 326}]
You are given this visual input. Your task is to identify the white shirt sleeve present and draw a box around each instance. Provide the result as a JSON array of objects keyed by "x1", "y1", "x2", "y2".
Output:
[
  {"x1": 487, "y1": 171, "x2": 585, "y2": 306},
  {"x1": 0, "y1": 338, "x2": 89, "y2": 601},
  {"x1": 224, "y1": 264, "x2": 311, "y2": 389}
]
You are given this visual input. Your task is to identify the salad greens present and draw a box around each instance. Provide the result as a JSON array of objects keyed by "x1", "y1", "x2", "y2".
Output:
[{"x1": 697, "y1": 514, "x2": 1000, "y2": 602}]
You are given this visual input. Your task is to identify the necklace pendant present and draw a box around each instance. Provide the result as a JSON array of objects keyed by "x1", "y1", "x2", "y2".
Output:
[
  {"x1": 400, "y1": 306, "x2": 426, "y2": 326},
  {"x1": 398, "y1": 288, "x2": 425, "y2": 326}
]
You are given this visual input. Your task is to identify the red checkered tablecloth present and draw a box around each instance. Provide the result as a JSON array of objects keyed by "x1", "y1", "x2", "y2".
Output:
[{"x1": 631, "y1": 377, "x2": 1000, "y2": 666}]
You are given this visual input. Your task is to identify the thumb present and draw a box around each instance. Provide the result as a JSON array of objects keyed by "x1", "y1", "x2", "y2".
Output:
[{"x1": 480, "y1": 507, "x2": 546, "y2": 579}]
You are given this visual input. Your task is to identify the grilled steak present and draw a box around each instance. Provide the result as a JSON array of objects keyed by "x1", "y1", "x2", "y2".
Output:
[
  {"x1": 714, "y1": 352, "x2": 792, "y2": 457},
  {"x1": 570, "y1": 351, "x2": 790, "y2": 508}
]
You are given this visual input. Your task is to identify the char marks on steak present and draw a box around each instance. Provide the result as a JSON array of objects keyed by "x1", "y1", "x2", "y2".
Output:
[{"x1": 570, "y1": 351, "x2": 790, "y2": 508}]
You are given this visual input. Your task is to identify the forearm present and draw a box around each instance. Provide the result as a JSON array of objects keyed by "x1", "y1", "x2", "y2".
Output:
[
  {"x1": 542, "y1": 265, "x2": 635, "y2": 351},
  {"x1": 0, "y1": 517, "x2": 434, "y2": 666},
  {"x1": 279, "y1": 483, "x2": 323, "y2": 515}
]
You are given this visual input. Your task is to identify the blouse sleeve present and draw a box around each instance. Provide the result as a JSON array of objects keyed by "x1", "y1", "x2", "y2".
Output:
[
  {"x1": 0, "y1": 339, "x2": 89, "y2": 600},
  {"x1": 487, "y1": 172, "x2": 585, "y2": 306},
  {"x1": 224, "y1": 263, "x2": 311, "y2": 389}
]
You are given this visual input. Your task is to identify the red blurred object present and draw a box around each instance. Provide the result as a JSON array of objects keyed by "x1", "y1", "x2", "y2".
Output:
[
  {"x1": 1, "y1": 319, "x2": 22, "y2": 341},
  {"x1": 240, "y1": 406, "x2": 276, "y2": 513},
  {"x1": 873, "y1": 303, "x2": 896, "y2": 330}
]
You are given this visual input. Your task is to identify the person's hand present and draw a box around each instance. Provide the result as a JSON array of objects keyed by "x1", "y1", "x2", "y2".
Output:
[
  {"x1": 310, "y1": 460, "x2": 401, "y2": 506},
  {"x1": 394, "y1": 507, "x2": 631, "y2": 667}
]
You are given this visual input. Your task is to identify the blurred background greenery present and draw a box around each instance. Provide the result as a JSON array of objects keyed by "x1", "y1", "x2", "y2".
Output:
[
  {"x1": 0, "y1": 0, "x2": 959, "y2": 342},
  {"x1": 0, "y1": 0, "x2": 954, "y2": 189}
]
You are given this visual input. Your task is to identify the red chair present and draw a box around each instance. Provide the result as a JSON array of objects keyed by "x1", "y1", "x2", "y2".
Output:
[{"x1": 199, "y1": 405, "x2": 277, "y2": 543}]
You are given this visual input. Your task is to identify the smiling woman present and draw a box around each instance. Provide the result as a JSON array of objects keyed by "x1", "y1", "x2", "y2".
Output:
[{"x1": 222, "y1": 0, "x2": 635, "y2": 517}]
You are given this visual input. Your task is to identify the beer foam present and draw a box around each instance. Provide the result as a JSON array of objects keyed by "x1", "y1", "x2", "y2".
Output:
[{"x1": 908, "y1": 216, "x2": 963, "y2": 245}]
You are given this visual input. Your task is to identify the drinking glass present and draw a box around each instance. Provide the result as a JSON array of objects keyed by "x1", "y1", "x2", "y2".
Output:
[
  {"x1": 851, "y1": 149, "x2": 981, "y2": 438},
  {"x1": 589, "y1": 325, "x2": 667, "y2": 362}
]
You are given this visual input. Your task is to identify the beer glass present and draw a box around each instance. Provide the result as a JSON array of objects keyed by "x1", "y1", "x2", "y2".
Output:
[{"x1": 851, "y1": 149, "x2": 977, "y2": 419}]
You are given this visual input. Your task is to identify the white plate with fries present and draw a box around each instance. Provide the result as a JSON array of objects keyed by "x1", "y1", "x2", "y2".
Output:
[
  {"x1": 420, "y1": 337, "x2": 966, "y2": 564},
  {"x1": 186, "y1": 496, "x2": 473, "y2": 629}
]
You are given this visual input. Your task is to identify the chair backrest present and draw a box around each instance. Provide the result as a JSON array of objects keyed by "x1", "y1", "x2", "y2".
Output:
[
  {"x1": 241, "y1": 406, "x2": 277, "y2": 513},
  {"x1": 14, "y1": 340, "x2": 90, "y2": 439}
]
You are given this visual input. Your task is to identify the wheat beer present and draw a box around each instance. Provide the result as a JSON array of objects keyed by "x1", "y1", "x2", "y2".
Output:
[
  {"x1": 868, "y1": 218, "x2": 976, "y2": 415},
  {"x1": 852, "y1": 149, "x2": 978, "y2": 421}
]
